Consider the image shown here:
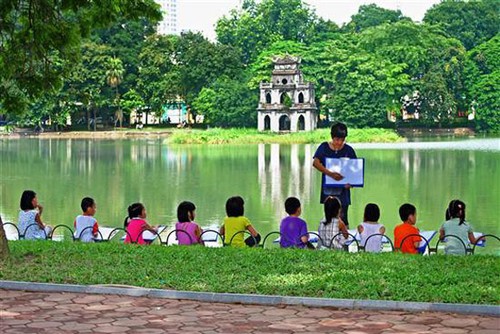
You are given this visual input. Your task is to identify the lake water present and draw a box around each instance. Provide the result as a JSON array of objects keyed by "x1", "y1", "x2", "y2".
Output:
[{"x1": 1, "y1": 138, "x2": 499, "y2": 251}]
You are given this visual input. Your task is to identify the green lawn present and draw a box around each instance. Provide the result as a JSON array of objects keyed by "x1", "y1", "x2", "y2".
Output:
[
  {"x1": 1, "y1": 241, "x2": 498, "y2": 305},
  {"x1": 166, "y1": 127, "x2": 403, "y2": 144}
]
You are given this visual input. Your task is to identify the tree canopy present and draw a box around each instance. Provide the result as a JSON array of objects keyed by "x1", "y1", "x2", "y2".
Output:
[
  {"x1": 2, "y1": 0, "x2": 499, "y2": 132},
  {"x1": 424, "y1": 0, "x2": 500, "y2": 50},
  {"x1": 464, "y1": 34, "x2": 500, "y2": 131},
  {"x1": 0, "y1": 0, "x2": 161, "y2": 113},
  {"x1": 215, "y1": 0, "x2": 331, "y2": 64},
  {"x1": 344, "y1": 4, "x2": 410, "y2": 33}
]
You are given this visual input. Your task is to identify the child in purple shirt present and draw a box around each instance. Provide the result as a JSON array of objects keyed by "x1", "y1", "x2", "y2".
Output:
[
  {"x1": 175, "y1": 201, "x2": 203, "y2": 245},
  {"x1": 280, "y1": 197, "x2": 313, "y2": 249}
]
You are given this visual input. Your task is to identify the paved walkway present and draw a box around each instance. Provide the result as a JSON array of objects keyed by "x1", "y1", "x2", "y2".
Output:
[{"x1": 1, "y1": 290, "x2": 498, "y2": 334}]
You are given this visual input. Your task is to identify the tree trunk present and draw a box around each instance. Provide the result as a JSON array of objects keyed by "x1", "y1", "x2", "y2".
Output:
[
  {"x1": 86, "y1": 105, "x2": 91, "y2": 131},
  {"x1": 116, "y1": 87, "x2": 123, "y2": 128},
  {"x1": 93, "y1": 107, "x2": 96, "y2": 132},
  {"x1": 0, "y1": 215, "x2": 10, "y2": 260}
]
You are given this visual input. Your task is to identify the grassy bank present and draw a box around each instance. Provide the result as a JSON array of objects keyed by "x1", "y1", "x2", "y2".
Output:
[
  {"x1": 1, "y1": 241, "x2": 498, "y2": 305},
  {"x1": 167, "y1": 128, "x2": 403, "y2": 144}
]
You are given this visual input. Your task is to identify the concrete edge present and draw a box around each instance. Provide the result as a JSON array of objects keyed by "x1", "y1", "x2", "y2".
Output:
[{"x1": 1, "y1": 280, "x2": 498, "y2": 317}]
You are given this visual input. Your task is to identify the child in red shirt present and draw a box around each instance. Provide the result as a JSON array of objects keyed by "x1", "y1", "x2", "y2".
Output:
[{"x1": 394, "y1": 203, "x2": 421, "y2": 254}]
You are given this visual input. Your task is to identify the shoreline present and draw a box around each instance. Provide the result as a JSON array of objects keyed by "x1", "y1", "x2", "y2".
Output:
[
  {"x1": 0, "y1": 127, "x2": 477, "y2": 142},
  {"x1": 0, "y1": 130, "x2": 174, "y2": 139}
]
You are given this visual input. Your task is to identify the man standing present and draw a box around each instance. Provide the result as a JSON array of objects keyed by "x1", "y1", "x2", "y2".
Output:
[{"x1": 313, "y1": 122, "x2": 357, "y2": 227}]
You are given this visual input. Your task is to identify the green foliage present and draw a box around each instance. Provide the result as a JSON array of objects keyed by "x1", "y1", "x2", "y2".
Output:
[
  {"x1": 168, "y1": 128, "x2": 402, "y2": 144},
  {"x1": 105, "y1": 57, "x2": 125, "y2": 126},
  {"x1": 248, "y1": 40, "x2": 308, "y2": 89},
  {"x1": 2, "y1": 0, "x2": 496, "y2": 132},
  {"x1": 215, "y1": 0, "x2": 330, "y2": 64},
  {"x1": 174, "y1": 32, "x2": 243, "y2": 106},
  {"x1": 192, "y1": 76, "x2": 258, "y2": 127},
  {"x1": 324, "y1": 51, "x2": 410, "y2": 127},
  {"x1": 0, "y1": 0, "x2": 162, "y2": 115},
  {"x1": 138, "y1": 32, "x2": 243, "y2": 113},
  {"x1": 424, "y1": 0, "x2": 500, "y2": 50},
  {"x1": 344, "y1": 3, "x2": 410, "y2": 33},
  {"x1": 137, "y1": 34, "x2": 180, "y2": 113},
  {"x1": 121, "y1": 89, "x2": 145, "y2": 114},
  {"x1": 357, "y1": 21, "x2": 467, "y2": 123},
  {"x1": 62, "y1": 42, "x2": 115, "y2": 130},
  {"x1": 464, "y1": 35, "x2": 500, "y2": 132},
  {"x1": 92, "y1": 18, "x2": 158, "y2": 92},
  {"x1": 2, "y1": 241, "x2": 499, "y2": 304}
]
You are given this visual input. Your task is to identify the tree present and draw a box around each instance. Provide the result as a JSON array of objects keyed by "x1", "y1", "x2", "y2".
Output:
[
  {"x1": 424, "y1": 0, "x2": 500, "y2": 50},
  {"x1": 121, "y1": 89, "x2": 145, "y2": 119},
  {"x1": 323, "y1": 50, "x2": 410, "y2": 127},
  {"x1": 192, "y1": 76, "x2": 258, "y2": 127},
  {"x1": 344, "y1": 4, "x2": 410, "y2": 33},
  {"x1": 0, "y1": 0, "x2": 161, "y2": 115},
  {"x1": 464, "y1": 34, "x2": 500, "y2": 131},
  {"x1": 105, "y1": 57, "x2": 125, "y2": 127},
  {"x1": 357, "y1": 21, "x2": 467, "y2": 122},
  {"x1": 175, "y1": 32, "x2": 243, "y2": 108},
  {"x1": 14, "y1": 91, "x2": 71, "y2": 131},
  {"x1": 418, "y1": 69, "x2": 457, "y2": 125},
  {"x1": 138, "y1": 32, "x2": 243, "y2": 118},
  {"x1": 216, "y1": 0, "x2": 326, "y2": 64},
  {"x1": 248, "y1": 40, "x2": 309, "y2": 89},
  {"x1": 63, "y1": 42, "x2": 114, "y2": 130},
  {"x1": 92, "y1": 18, "x2": 158, "y2": 94},
  {"x1": 138, "y1": 34, "x2": 180, "y2": 114}
]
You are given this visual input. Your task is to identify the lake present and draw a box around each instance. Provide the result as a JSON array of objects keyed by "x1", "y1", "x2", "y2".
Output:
[{"x1": 1, "y1": 137, "x2": 499, "y2": 252}]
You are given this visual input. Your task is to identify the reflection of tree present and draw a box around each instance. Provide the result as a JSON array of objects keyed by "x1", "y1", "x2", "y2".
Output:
[{"x1": 3, "y1": 141, "x2": 498, "y2": 239}]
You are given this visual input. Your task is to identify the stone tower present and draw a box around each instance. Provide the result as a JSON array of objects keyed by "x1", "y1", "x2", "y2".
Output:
[{"x1": 257, "y1": 55, "x2": 317, "y2": 132}]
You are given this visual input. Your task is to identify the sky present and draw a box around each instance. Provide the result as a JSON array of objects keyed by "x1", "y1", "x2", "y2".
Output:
[{"x1": 177, "y1": 0, "x2": 443, "y2": 40}]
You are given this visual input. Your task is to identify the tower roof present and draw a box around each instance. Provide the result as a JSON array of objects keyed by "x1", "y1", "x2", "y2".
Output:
[{"x1": 272, "y1": 55, "x2": 301, "y2": 65}]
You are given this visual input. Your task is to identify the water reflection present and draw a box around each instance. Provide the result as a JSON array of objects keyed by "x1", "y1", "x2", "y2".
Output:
[{"x1": 1, "y1": 138, "x2": 499, "y2": 250}]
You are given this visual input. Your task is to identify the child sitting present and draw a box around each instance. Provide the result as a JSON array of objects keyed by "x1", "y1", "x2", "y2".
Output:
[
  {"x1": 18, "y1": 190, "x2": 52, "y2": 240},
  {"x1": 74, "y1": 197, "x2": 99, "y2": 242},
  {"x1": 220, "y1": 196, "x2": 260, "y2": 247},
  {"x1": 439, "y1": 199, "x2": 477, "y2": 255},
  {"x1": 357, "y1": 203, "x2": 385, "y2": 253},
  {"x1": 175, "y1": 201, "x2": 203, "y2": 245},
  {"x1": 279, "y1": 197, "x2": 312, "y2": 249},
  {"x1": 317, "y1": 196, "x2": 348, "y2": 249},
  {"x1": 124, "y1": 203, "x2": 158, "y2": 245},
  {"x1": 394, "y1": 203, "x2": 421, "y2": 254}
]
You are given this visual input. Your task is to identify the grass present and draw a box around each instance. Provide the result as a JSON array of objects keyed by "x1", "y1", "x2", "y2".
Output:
[
  {"x1": 1, "y1": 241, "x2": 499, "y2": 305},
  {"x1": 166, "y1": 128, "x2": 403, "y2": 144}
]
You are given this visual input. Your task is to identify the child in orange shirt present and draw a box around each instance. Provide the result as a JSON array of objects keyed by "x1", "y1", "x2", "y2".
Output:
[{"x1": 394, "y1": 203, "x2": 421, "y2": 254}]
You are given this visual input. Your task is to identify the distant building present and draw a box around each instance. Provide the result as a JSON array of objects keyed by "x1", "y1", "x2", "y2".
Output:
[
  {"x1": 156, "y1": 0, "x2": 178, "y2": 35},
  {"x1": 401, "y1": 92, "x2": 421, "y2": 120},
  {"x1": 257, "y1": 55, "x2": 317, "y2": 132},
  {"x1": 161, "y1": 101, "x2": 187, "y2": 124}
]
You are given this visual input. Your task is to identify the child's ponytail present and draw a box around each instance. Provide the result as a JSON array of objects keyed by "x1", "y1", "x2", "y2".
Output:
[
  {"x1": 128, "y1": 203, "x2": 144, "y2": 219},
  {"x1": 448, "y1": 199, "x2": 466, "y2": 225}
]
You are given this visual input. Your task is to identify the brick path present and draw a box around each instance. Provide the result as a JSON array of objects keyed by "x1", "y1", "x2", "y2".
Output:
[{"x1": 0, "y1": 290, "x2": 498, "y2": 333}]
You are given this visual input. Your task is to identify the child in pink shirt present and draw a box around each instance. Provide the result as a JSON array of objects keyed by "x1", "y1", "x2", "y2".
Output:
[{"x1": 124, "y1": 203, "x2": 157, "y2": 245}]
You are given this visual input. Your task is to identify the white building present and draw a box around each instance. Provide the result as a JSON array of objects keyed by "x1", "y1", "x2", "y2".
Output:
[
  {"x1": 257, "y1": 55, "x2": 318, "y2": 132},
  {"x1": 156, "y1": 0, "x2": 178, "y2": 35}
]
